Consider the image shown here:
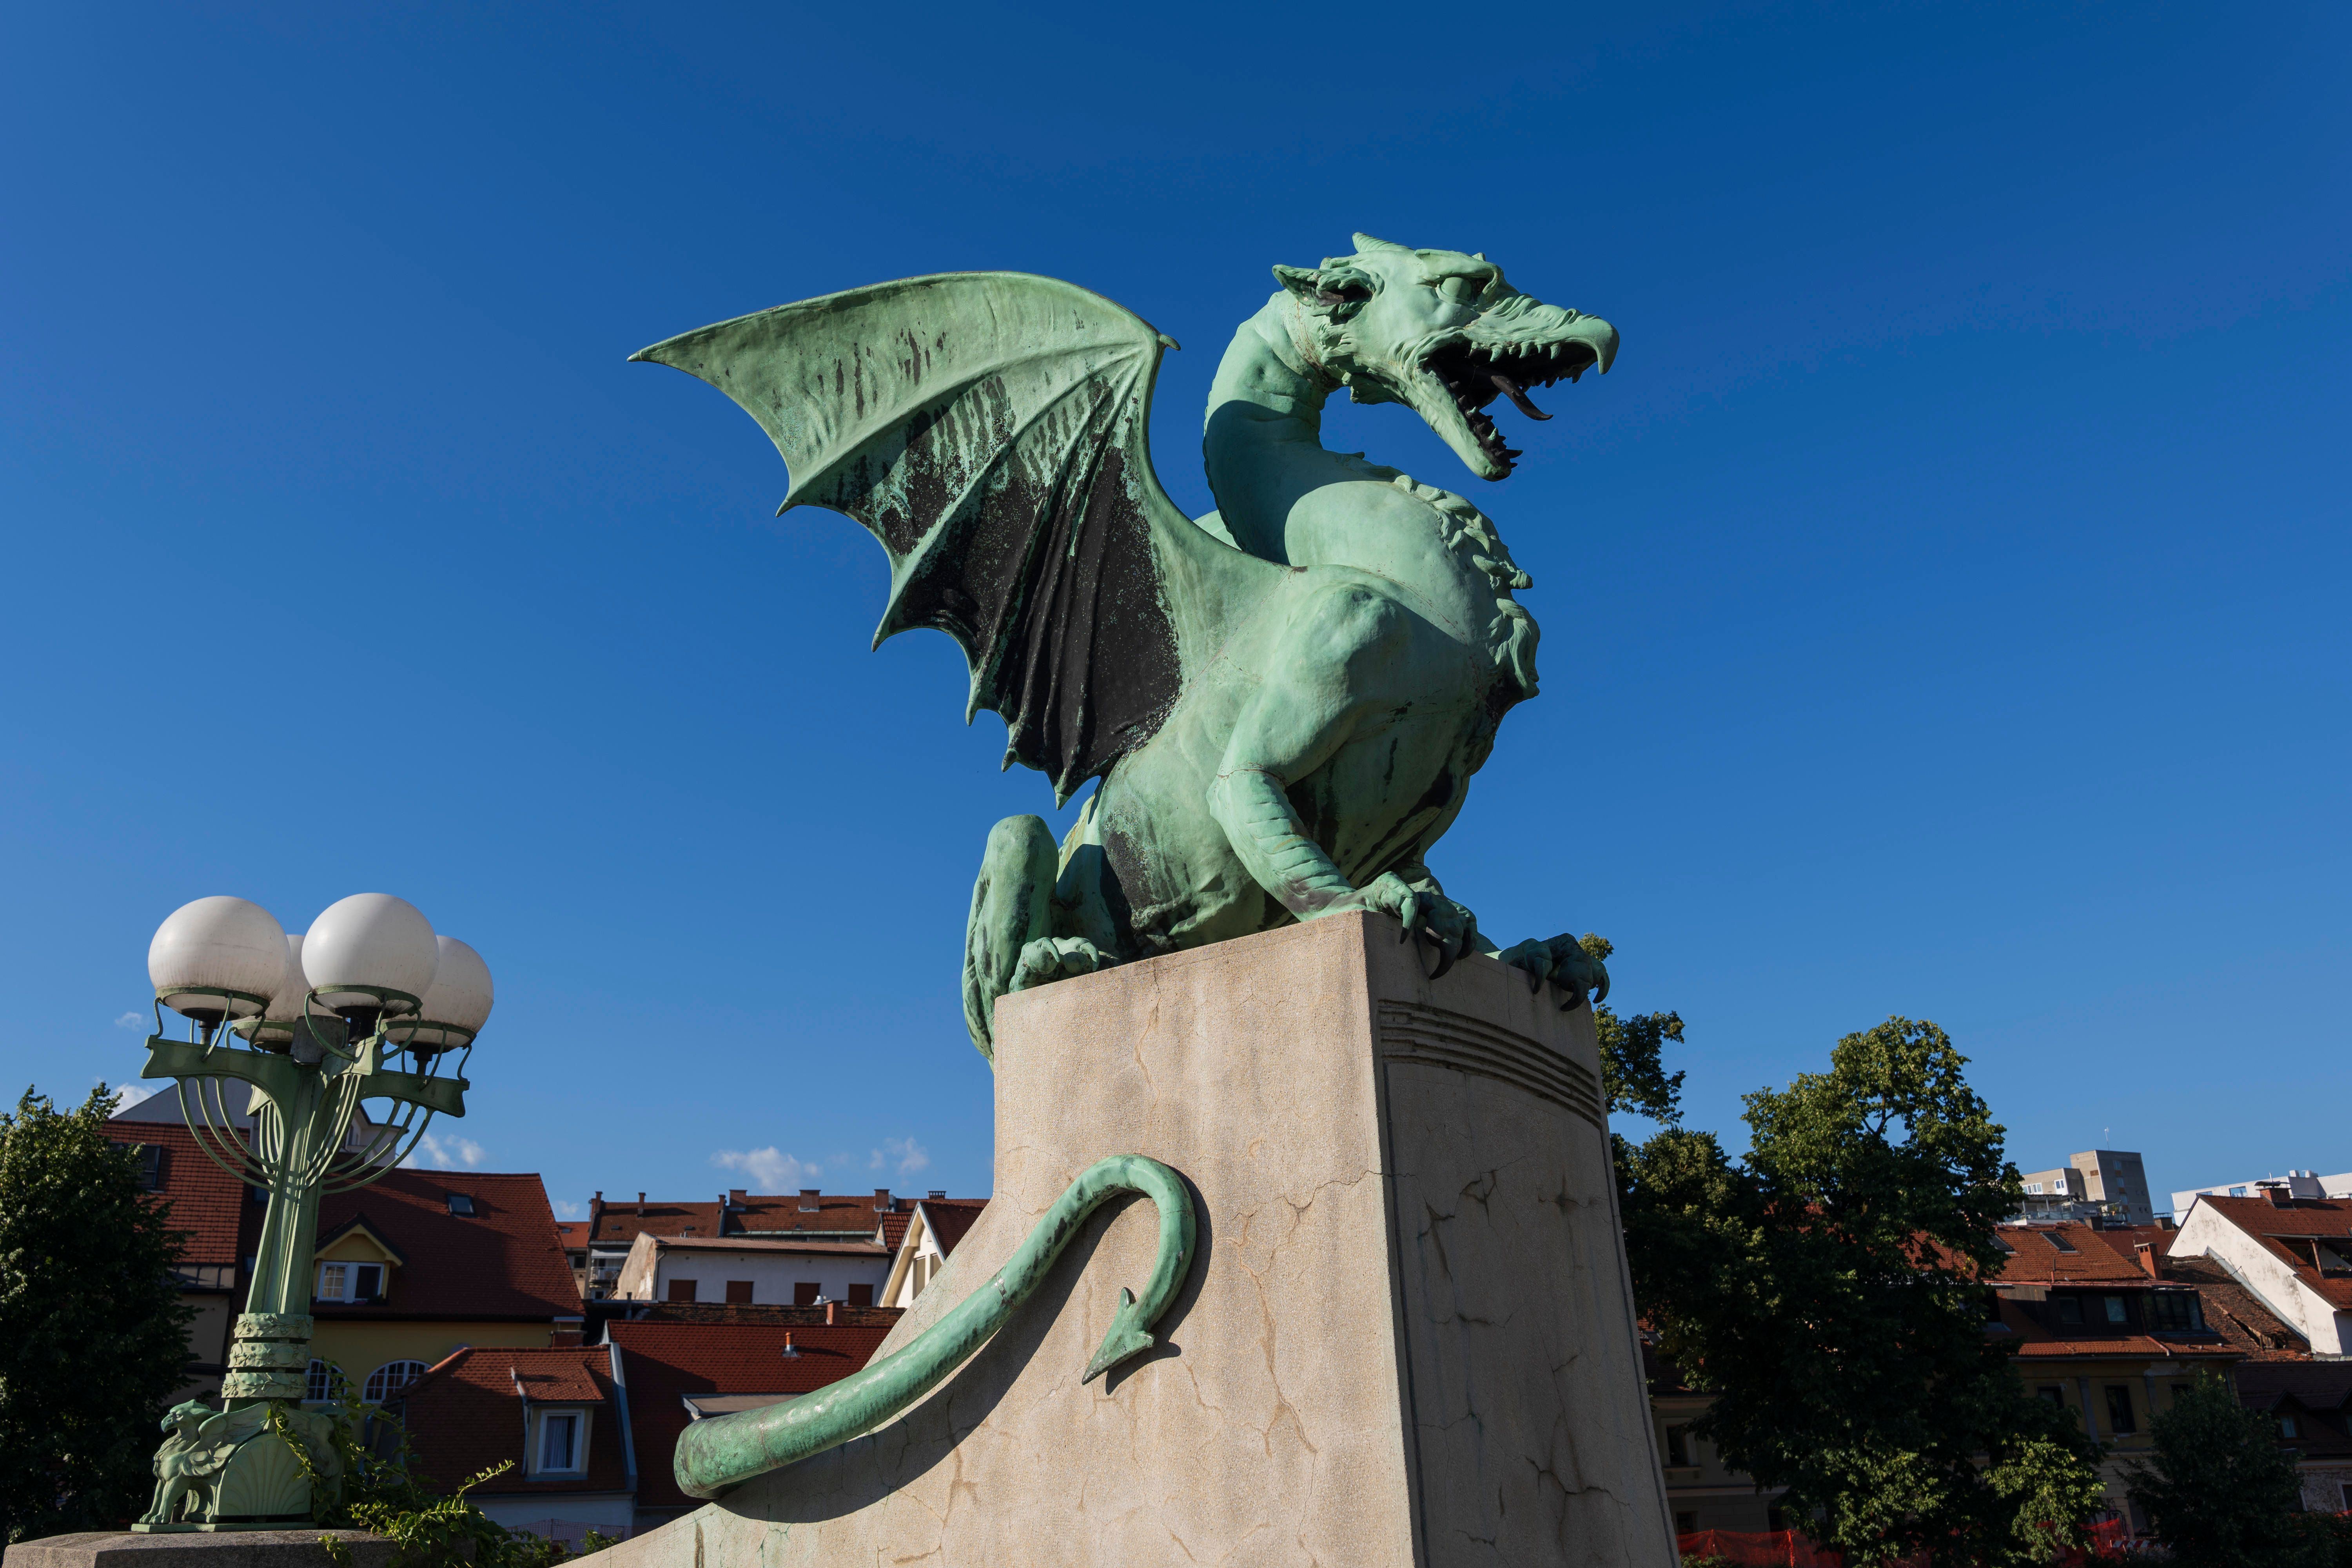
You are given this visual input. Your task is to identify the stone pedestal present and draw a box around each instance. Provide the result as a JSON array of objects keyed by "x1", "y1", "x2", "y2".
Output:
[
  {"x1": 2, "y1": 1534, "x2": 392, "y2": 1568},
  {"x1": 608, "y1": 912, "x2": 1674, "y2": 1566}
]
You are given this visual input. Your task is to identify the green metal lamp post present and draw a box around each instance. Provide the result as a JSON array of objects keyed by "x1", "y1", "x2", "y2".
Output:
[{"x1": 131, "y1": 893, "x2": 494, "y2": 1532}]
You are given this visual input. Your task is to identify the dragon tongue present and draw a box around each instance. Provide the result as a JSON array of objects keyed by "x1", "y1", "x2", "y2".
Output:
[{"x1": 1490, "y1": 370, "x2": 1552, "y2": 421}]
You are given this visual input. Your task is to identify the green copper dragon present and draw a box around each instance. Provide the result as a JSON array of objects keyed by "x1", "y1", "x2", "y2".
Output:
[
  {"x1": 632, "y1": 238, "x2": 1621, "y2": 1497},
  {"x1": 635, "y1": 234, "x2": 1621, "y2": 1060}
]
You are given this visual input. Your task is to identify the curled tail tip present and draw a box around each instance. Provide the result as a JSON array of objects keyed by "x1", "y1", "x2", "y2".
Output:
[{"x1": 1083, "y1": 1287, "x2": 1152, "y2": 1384}]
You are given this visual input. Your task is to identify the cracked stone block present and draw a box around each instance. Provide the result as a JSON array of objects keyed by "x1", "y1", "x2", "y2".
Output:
[{"x1": 597, "y1": 912, "x2": 1675, "y2": 1567}]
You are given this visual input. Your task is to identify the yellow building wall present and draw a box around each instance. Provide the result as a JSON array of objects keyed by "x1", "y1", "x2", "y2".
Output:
[{"x1": 311, "y1": 1320, "x2": 553, "y2": 1390}]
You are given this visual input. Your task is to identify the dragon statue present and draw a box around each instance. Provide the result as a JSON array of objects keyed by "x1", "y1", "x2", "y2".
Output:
[
  {"x1": 635, "y1": 234, "x2": 1620, "y2": 1061},
  {"x1": 632, "y1": 239, "x2": 1620, "y2": 1497}
]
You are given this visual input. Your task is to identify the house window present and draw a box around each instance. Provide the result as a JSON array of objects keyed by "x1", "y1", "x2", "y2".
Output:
[
  {"x1": 2054, "y1": 1296, "x2": 2084, "y2": 1326},
  {"x1": 2104, "y1": 1386, "x2": 2136, "y2": 1435},
  {"x1": 112, "y1": 1143, "x2": 164, "y2": 1191},
  {"x1": 668, "y1": 1278, "x2": 698, "y2": 1303},
  {"x1": 446, "y1": 1193, "x2": 476, "y2": 1216},
  {"x1": 2148, "y1": 1292, "x2": 2206, "y2": 1332},
  {"x1": 848, "y1": 1284, "x2": 875, "y2": 1307},
  {"x1": 305, "y1": 1359, "x2": 347, "y2": 1403},
  {"x1": 2281, "y1": 1413, "x2": 2300, "y2": 1438},
  {"x1": 2025, "y1": 1182, "x2": 2043, "y2": 1195},
  {"x1": 2047, "y1": 1232, "x2": 2078, "y2": 1254},
  {"x1": 364, "y1": 1361, "x2": 427, "y2": 1403},
  {"x1": 316, "y1": 1262, "x2": 385, "y2": 1302},
  {"x1": 534, "y1": 1410, "x2": 585, "y2": 1475},
  {"x1": 1664, "y1": 1425, "x2": 1691, "y2": 1466},
  {"x1": 2037, "y1": 1386, "x2": 2065, "y2": 1405},
  {"x1": 794, "y1": 1282, "x2": 821, "y2": 1306},
  {"x1": 2339, "y1": 1483, "x2": 2352, "y2": 1512},
  {"x1": 725, "y1": 1280, "x2": 754, "y2": 1304},
  {"x1": 2103, "y1": 1296, "x2": 2128, "y2": 1325},
  {"x1": 2229, "y1": 1186, "x2": 2249, "y2": 1198}
]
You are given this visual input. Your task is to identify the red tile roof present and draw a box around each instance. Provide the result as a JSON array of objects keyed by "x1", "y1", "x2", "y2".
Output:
[
  {"x1": 587, "y1": 1199, "x2": 724, "y2": 1245},
  {"x1": 1993, "y1": 1222, "x2": 2151, "y2": 1284},
  {"x1": 555, "y1": 1222, "x2": 587, "y2": 1247},
  {"x1": 2195, "y1": 1196, "x2": 2352, "y2": 1309},
  {"x1": 724, "y1": 1194, "x2": 899, "y2": 1238},
  {"x1": 588, "y1": 1192, "x2": 915, "y2": 1247},
  {"x1": 640, "y1": 1236, "x2": 886, "y2": 1257},
  {"x1": 2160, "y1": 1256, "x2": 2310, "y2": 1360},
  {"x1": 394, "y1": 1347, "x2": 630, "y2": 1497},
  {"x1": 113, "y1": 1120, "x2": 254, "y2": 1267},
  {"x1": 315, "y1": 1171, "x2": 582, "y2": 1321},
  {"x1": 606, "y1": 1320, "x2": 891, "y2": 1510},
  {"x1": 1991, "y1": 1289, "x2": 2241, "y2": 1365},
  {"x1": 920, "y1": 1199, "x2": 989, "y2": 1257}
]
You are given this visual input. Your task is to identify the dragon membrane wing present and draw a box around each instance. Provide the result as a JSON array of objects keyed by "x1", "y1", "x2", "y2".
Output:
[{"x1": 633, "y1": 272, "x2": 1205, "y2": 803}]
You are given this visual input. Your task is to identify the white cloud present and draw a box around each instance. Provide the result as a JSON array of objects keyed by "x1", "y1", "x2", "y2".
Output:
[
  {"x1": 406, "y1": 1132, "x2": 486, "y2": 1171},
  {"x1": 114, "y1": 1011, "x2": 146, "y2": 1030},
  {"x1": 106, "y1": 1080, "x2": 156, "y2": 1110},
  {"x1": 871, "y1": 1136, "x2": 930, "y2": 1177},
  {"x1": 711, "y1": 1146, "x2": 820, "y2": 1192},
  {"x1": 551, "y1": 1200, "x2": 583, "y2": 1220}
]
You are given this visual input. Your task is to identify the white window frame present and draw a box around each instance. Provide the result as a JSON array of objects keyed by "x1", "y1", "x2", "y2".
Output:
[
  {"x1": 530, "y1": 1407, "x2": 590, "y2": 1477},
  {"x1": 363, "y1": 1359, "x2": 428, "y2": 1403},
  {"x1": 316, "y1": 1259, "x2": 386, "y2": 1303},
  {"x1": 304, "y1": 1359, "x2": 348, "y2": 1405}
]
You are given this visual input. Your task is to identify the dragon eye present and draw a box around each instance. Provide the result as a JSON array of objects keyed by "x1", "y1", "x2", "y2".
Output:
[{"x1": 1437, "y1": 276, "x2": 1481, "y2": 305}]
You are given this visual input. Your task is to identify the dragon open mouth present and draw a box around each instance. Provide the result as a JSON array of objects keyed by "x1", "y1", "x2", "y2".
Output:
[{"x1": 1423, "y1": 338, "x2": 1601, "y2": 477}]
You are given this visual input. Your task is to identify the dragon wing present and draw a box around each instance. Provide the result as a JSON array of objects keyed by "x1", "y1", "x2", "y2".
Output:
[{"x1": 633, "y1": 272, "x2": 1255, "y2": 804}]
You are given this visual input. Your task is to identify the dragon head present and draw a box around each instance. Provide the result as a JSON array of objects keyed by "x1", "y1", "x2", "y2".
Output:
[{"x1": 1274, "y1": 234, "x2": 1618, "y2": 482}]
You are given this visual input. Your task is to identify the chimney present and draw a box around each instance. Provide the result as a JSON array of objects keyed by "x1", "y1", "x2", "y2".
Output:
[
  {"x1": 551, "y1": 1316, "x2": 584, "y2": 1348},
  {"x1": 637, "y1": 1192, "x2": 646, "y2": 1204},
  {"x1": 2261, "y1": 1181, "x2": 2295, "y2": 1208},
  {"x1": 927, "y1": 1189, "x2": 946, "y2": 1201},
  {"x1": 873, "y1": 1188, "x2": 891, "y2": 1212},
  {"x1": 728, "y1": 1189, "x2": 748, "y2": 1205},
  {"x1": 2135, "y1": 1243, "x2": 2160, "y2": 1281},
  {"x1": 781, "y1": 1332, "x2": 799, "y2": 1357},
  {"x1": 826, "y1": 1300, "x2": 839, "y2": 1325},
  {"x1": 798, "y1": 1188, "x2": 821, "y2": 1212}
]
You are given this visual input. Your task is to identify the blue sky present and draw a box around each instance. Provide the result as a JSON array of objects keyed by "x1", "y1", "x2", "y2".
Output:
[{"x1": 2, "y1": 4, "x2": 2343, "y2": 1217}]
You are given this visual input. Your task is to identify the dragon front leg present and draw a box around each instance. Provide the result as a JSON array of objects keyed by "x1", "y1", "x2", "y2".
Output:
[
  {"x1": 670, "y1": 1155, "x2": 1196, "y2": 1499},
  {"x1": 1203, "y1": 584, "x2": 1480, "y2": 971}
]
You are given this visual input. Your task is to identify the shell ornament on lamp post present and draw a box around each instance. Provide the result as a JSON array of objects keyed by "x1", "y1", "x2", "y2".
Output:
[{"x1": 131, "y1": 894, "x2": 492, "y2": 1532}]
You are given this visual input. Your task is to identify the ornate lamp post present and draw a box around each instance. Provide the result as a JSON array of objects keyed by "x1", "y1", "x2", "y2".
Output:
[{"x1": 131, "y1": 893, "x2": 493, "y2": 1532}]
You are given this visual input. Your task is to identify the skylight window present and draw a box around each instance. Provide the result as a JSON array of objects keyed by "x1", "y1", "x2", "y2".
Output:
[
  {"x1": 446, "y1": 1193, "x2": 476, "y2": 1216},
  {"x1": 2047, "y1": 1232, "x2": 2078, "y2": 1254}
]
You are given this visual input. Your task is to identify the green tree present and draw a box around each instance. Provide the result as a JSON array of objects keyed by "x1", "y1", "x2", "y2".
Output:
[
  {"x1": 0, "y1": 1085, "x2": 196, "y2": 1542},
  {"x1": 1579, "y1": 935, "x2": 1688, "y2": 1126},
  {"x1": 1619, "y1": 1017, "x2": 2105, "y2": 1566},
  {"x1": 2125, "y1": 1370, "x2": 2321, "y2": 1568}
]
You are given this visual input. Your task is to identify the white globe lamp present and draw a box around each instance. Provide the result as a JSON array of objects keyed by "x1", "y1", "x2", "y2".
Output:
[
  {"x1": 301, "y1": 894, "x2": 439, "y2": 1017},
  {"x1": 234, "y1": 934, "x2": 309, "y2": 1049},
  {"x1": 390, "y1": 936, "x2": 494, "y2": 1054},
  {"x1": 149, "y1": 897, "x2": 290, "y2": 1024}
]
